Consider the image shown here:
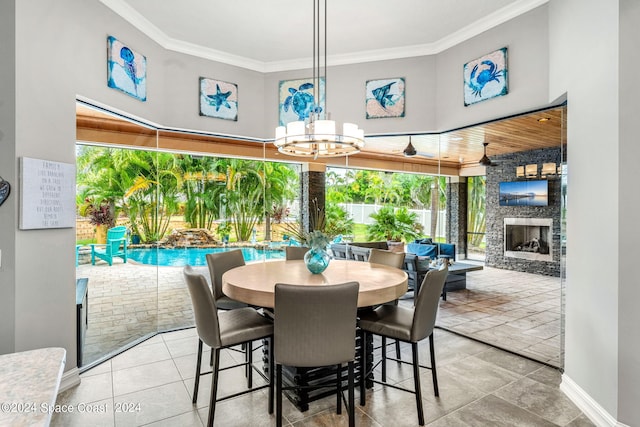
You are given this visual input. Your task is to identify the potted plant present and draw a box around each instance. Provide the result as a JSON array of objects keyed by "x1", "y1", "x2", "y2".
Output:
[
  {"x1": 366, "y1": 206, "x2": 423, "y2": 252},
  {"x1": 217, "y1": 221, "x2": 232, "y2": 244},
  {"x1": 79, "y1": 198, "x2": 115, "y2": 244},
  {"x1": 271, "y1": 204, "x2": 290, "y2": 241}
]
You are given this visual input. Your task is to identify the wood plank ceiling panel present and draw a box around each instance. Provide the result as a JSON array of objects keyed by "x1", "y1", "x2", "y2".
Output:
[{"x1": 76, "y1": 104, "x2": 565, "y2": 175}]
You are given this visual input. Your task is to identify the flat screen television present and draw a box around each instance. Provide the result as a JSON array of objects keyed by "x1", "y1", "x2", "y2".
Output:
[{"x1": 499, "y1": 180, "x2": 548, "y2": 206}]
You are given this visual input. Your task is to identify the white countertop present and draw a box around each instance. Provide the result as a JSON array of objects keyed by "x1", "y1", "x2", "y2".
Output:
[{"x1": 0, "y1": 347, "x2": 66, "y2": 427}]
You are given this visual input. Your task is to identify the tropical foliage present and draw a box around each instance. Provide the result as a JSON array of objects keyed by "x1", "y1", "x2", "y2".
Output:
[
  {"x1": 78, "y1": 198, "x2": 115, "y2": 227},
  {"x1": 324, "y1": 202, "x2": 354, "y2": 237},
  {"x1": 467, "y1": 176, "x2": 486, "y2": 247},
  {"x1": 77, "y1": 146, "x2": 485, "y2": 247},
  {"x1": 366, "y1": 205, "x2": 423, "y2": 242},
  {"x1": 326, "y1": 168, "x2": 447, "y2": 239},
  {"x1": 77, "y1": 147, "x2": 182, "y2": 243},
  {"x1": 76, "y1": 146, "x2": 298, "y2": 243},
  {"x1": 180, "y1": 155, "x2": 226, "y2": 229}
]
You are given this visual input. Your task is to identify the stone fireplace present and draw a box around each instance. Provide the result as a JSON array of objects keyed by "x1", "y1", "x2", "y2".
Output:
[
  {"x1": 482, "y1": 146, "x2": 562, "y2": 276},
  {"x1": 504, "y1": 218, "x2": 553, "y2": 262}
]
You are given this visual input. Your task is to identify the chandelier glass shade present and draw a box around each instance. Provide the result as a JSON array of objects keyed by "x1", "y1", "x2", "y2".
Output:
[
  {"x1": 274, "y1": 119, "x2": 364, "y2": 158},
  {"x1": 274, "y1": 0, "x2": 364, "y2": 158}
]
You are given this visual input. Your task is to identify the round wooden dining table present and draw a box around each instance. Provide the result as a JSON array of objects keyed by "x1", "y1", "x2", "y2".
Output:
[{"x1": 222, "y1": 259, "x2": 408, "y2": 308}]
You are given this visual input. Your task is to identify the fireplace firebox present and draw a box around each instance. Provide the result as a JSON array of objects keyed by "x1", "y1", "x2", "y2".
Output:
[{"x1": 504, "y1": 218, "x2": 553, "y2": 262}]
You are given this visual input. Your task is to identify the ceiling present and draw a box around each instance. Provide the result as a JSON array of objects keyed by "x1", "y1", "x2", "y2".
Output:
[
  {"x1": 89, "y1": 0, "x2": 563, "y2": 171},
  {"x1": 101, "y1": 0, "x2": 548, "y2": 72},
  {"x1": 77, "y1": 103, "x2": 565, "y2": 172},
  {"x1": 367, "y1": 106, "x2": 565, "y2": 169}
]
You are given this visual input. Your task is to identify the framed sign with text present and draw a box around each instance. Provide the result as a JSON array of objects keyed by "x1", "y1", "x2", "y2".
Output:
[{"x1": 19, "y1": 157, "x2": 75, "y2": 229}]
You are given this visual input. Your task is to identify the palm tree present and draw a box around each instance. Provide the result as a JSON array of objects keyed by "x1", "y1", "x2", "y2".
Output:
[
  {"x1": 398, "y1": 173, "x2": 445, "y2": 240},
  {"x1": 260, "y1": 162, "x2": 298, "y2": 241},
  {"x1": 77, "y1": 146, "x2": 182, "y2": 243},
  {"x1": 122, "y1": 152, "x2": 182, "y2": 242},
  {"x1": 180, "y1": 155, "x2": 226, "y2": 229},
  {"x1": 223, "y1": 159, "x2": 266, "y2": 241},
  {"x1": 467, "y1": 175, "x2": 486, "y2": 248},
  {"x1": 325, "y1": 169, "x2": 351, "y2": 204}
]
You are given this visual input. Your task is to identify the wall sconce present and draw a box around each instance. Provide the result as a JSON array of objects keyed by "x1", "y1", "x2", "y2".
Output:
[
  {"x1": 525, "y1": 164, "x2": 538, "y2": 178},
  {"x1": 541, "y1": 162, "x2": 557, "y2": 178},
  {"x1": 516, "y1": 166, "x2": 525, "y2": 178}
]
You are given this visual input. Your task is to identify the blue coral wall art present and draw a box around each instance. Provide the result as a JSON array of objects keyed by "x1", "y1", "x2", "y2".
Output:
[
  {"x1": 366, "y1": 78, "x2": 405, "y2": 119},
  {"x1": 278, "y1": 78, "x2": 325, "y2": 127},
  {"x1": 463, "y1": 47, "x2": 508, "y2": 106},
  {"x1": 107, "y1": 36, "x2": 147, "y2": 101},
  {"x1": 199, "y1": 77, "x2": 238, "y2": 121}
]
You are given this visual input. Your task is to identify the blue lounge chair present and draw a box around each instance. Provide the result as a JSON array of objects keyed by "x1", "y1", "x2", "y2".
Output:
[{"x1": 90, "y1": 226, "x2": 128, "y2": 266}]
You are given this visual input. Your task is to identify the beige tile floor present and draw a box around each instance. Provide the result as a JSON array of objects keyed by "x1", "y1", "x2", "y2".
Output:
[
  {"x1": 53, "y1": 327, "x2": 591, "y2": 426},
  {"x1": 432, "y1": 265, "x2": 562, "y2": 368},
  {"x1": 77, "y1": 260, "x2": 562, "y2": 369}
]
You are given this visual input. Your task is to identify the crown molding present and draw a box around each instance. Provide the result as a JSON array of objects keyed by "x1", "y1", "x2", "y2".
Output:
[
  {"x1": 101, "y1": 0, "x2": 548, "y2": 73},
  {"x1": 432, "y1": 0, "x2": 549, "y2": 54}
]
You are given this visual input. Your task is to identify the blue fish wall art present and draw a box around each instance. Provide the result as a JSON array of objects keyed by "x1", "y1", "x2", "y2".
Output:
[{"x1": 366, "y1": 78, "x2": 405, "y2": 119}]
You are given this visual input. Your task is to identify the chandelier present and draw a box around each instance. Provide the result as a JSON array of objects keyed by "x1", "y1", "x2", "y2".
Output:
[{"x1": 274, "y1": 0, "x2": 364, "y2": 158}]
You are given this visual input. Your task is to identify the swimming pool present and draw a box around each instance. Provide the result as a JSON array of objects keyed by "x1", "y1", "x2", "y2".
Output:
[{"x1": 127, "y1": 247, "x2": 285, "y2": 267}]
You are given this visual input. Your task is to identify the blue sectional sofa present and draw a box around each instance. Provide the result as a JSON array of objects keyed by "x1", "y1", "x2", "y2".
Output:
[{"x1": 406, "y1": 238, "x2": 456, "y2": 260}]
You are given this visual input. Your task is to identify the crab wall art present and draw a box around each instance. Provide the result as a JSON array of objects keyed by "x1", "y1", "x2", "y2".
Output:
[
  {"x1": 278, "y1": 78, "x2": 325, "y2": 127},
  {"x1": 199, "y1": 77, "x2": 238, "y2": 121},
  {"x1": 107, "y1": 35, "x2": 147, "y2": 102},
  {"x1": 463, "y1": 47, "x2": 508, "y2": 106}
]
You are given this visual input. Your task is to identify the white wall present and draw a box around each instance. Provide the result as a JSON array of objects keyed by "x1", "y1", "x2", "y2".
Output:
[
  {"x1": 618, "y1": 0, "x2": 640, "y2": 424},
  {"x1": 263, "y1": 6, "x2": 550, "y2": 137},
  {"x1": 549, "y1": 0, "x2": 620, "y2": 420},
  {"x1": 435, "y1": 4, "x2": 550, "y2": 131},
  {"x1": 0, "y1": 0, "x2": 17, "y2": 355},
  {"x1": 67, "y1": 3, "x2": 267, "y2": 139},
  {"x1": 264, "y1": 55, "x2": 438, "y2": 137}
]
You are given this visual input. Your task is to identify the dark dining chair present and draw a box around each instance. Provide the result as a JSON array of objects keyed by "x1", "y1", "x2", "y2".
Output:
[
  {"x1": 284, "y1": 245, "x2": 309, "y2": 260},
  {"x1": 367, "y1": 248, "x2": 406, "y2": 358},
  {"x1": 205, "y1": 250, "x2": 252, "y2": 375},
  {"x1": 358, "y1": 265, "x2": 448, "y2": 426},
  {"x1": 183, "y1": 265, "x2": 274, "y2": 427},
  {"x1": 206, "y1": 250, "x2": 248, "y2": 310},
  {"x1": 368, "y1": 248, "x2": 405, "y2": 269},
  {"x1": 274, "y1": 282, "x2": 360, "y2": 427},
  {"x1": 350, "y1": 245, "x2": 371, "y2": 261}
]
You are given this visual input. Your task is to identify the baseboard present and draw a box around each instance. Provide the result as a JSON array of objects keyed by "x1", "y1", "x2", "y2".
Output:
[
  {"x1": 560, "y1": 374, "x2": 630, "y2": 427},
  {"x1": 58, "y1": 367, "x2": 81, "y2": 394}
]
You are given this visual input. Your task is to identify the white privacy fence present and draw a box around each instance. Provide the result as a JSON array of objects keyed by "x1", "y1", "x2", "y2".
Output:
[{"x1": 339, "y1": 203, "x2": 447, "y2": 239}]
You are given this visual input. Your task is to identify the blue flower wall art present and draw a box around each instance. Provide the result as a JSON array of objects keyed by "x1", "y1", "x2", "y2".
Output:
[
  {"x1": 107, "y1": 36, "x2": 147, "y2": 101},
  {"x1": 199, "y1": 77, "x2": 238, "y2": 121},
  {"x1": 463, "y1": 47, "x2": 508, "y2": 106},
  {"x1": 278, "y1": 78, "x2": 325, "y2": 126},
  {"x1": 366, "y1": 77, "x2": 405, "y2": 119}
]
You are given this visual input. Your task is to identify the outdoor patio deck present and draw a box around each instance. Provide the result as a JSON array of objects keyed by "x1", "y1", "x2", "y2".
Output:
[{"x1": 76, "y1": 260, "x2": 562, "y2": 369}]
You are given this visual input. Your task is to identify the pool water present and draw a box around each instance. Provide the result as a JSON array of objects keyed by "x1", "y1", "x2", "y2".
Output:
[{"x1": 127, "y1": 247, "x2": 285, "y2": 267}]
